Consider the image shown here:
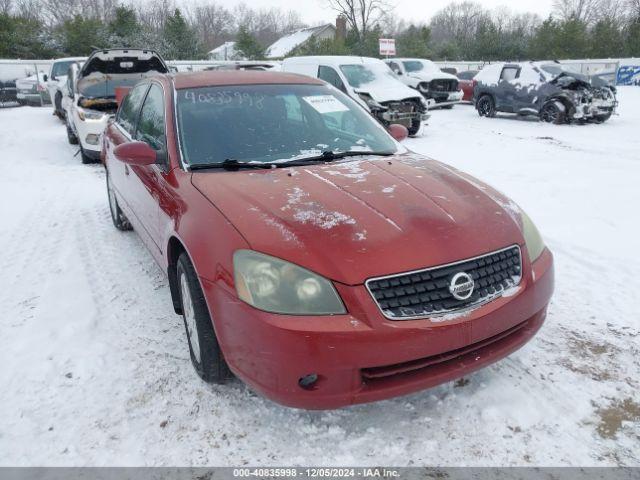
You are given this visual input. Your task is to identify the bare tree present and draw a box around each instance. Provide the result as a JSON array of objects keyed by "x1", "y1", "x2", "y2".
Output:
[
  {"x1": 0, "y1": 0, "x2": 13, "y2": 14},
  {"x1": 626, "y1": 0, "x2": 640, "y2": 16},
  {"x1": 552, "y1": 0, "x2": 602, "y2": 23},
  {"x1": 187, "y1": 2, "x2": 235, "y2": 51},
  {"x1": 325, "y1": 0, "x2": 394, "y2": 41}
]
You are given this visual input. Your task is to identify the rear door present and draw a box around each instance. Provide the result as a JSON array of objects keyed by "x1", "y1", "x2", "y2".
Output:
[{"x1": 496, "y1": 65, "x2": 520, "y2": 112}]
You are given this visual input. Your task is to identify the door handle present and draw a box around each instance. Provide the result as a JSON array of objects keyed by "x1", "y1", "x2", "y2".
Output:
[{"x1": 124, "y1": 165, "x2": 129, "y2": 176}]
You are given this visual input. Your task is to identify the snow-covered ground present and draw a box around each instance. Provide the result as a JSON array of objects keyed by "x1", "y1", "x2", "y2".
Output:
[{"x1": 1, "y1": 89, "x2": 639, "y2": 467}]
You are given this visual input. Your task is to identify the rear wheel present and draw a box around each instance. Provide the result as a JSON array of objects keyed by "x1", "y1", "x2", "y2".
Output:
[
  {"x1": 106, "y1": 173, "x2": 132, "y2": 231},
  {"x1": 177, "y1": 252, "x2": 231, "y2": 384},
  {"x1": 442, "y1": 105, "x2": 454, "y2": 110},
  {"x1": 540, "y1": 101, "x2": 566, "y2": 124},
  {"x1": 54, "y1": 92, "x2": 64, "y2": 119},
  {"x1": 477, "y1": 95, "x2": 496, "y2": 118}
]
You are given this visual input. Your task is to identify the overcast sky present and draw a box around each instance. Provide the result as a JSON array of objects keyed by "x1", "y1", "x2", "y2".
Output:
[{"x1": 218, "y1": 0, "x2": 555, "y2": 24}]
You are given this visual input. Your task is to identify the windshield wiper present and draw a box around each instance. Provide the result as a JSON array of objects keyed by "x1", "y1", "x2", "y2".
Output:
[
  {"x1": 284, "y1": 150, "x2": 394, "y2": 165},
  {"x1": 189, "y1": 159, "x2": 277, "y2": 171},
  {"x1": 189, "y1": 151, "x2": 394, "y2": 171}
]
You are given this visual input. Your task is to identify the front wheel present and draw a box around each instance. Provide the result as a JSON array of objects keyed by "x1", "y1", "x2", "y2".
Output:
[
  {"x1": 177, "y1": 252, "x2": 231, "y2": 384},
  {"x1": 540, "y1": 101, "x2": 566, "y2": 124},
  {"x1": 408, "y1": 118, "x2": 423, "y2": 136},
  {"x1": 66, "y1": 121, "x2": 78, "y2": 145},
  {"x1": 106, "y1": 173, "x2": 132, "y2": 231},
  {"x1": 477, "y1": 95, "x2": 496, "y2": 118},
  {"x1": 593, "y1": 113, "x2": 612, "y2": 123}
]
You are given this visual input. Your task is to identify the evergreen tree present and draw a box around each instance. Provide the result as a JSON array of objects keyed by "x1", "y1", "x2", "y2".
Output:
[
  {"x1": 56, "y1": 15, "x2": 107, "y2": 56},
  {"x1": 163, "y1": 8, "x2": 203, "y2": 60},
  {"x1": 625, "y1": 18, "x2": 640, "y2": 57},
  {"x1": 235, "y1": 25, "x2": 265, "y2": 60},
  {"x1": 396, "y1": 25, "x2": 432, "y2": 58},
  {"x1": 108, "y1": 6, "x2": 139, "y2": 47},
  {"x1": 590, "y1": 18, "x2": 624, "y2": 57}
]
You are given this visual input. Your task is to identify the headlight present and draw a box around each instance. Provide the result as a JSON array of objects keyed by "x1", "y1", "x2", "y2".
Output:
[
  {"x1": 233, "y1": 250, "x2": 346, "y2": 315},
  {"x1": 77, "y1": 107, "x2": 105, "y2": 121},
  {"x1": 357, "y1": 93, "x2": 385, "y2": 111},
  {"x1": 520, "y1": 211, "x2": 545, "y2": 263}
]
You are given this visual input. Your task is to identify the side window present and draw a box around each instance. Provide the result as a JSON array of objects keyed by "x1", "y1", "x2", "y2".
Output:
[
  {"x1": 135, "y1": 84, "x2": 166, "y2": 152},
  {"x1": 388, "y1": 62, "x2": 401, "y2": 74},
  {"x1": 116, "y1": 84, "x2": 149, "y2": 135},
  {"x1": 500, "y1": 67, "x2": 520, "y2": 82},
  {"x1": 318, "y1": 66, "x2": 346, "y2": 92}
]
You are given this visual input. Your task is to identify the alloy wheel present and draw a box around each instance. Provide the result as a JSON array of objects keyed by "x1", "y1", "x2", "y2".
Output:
[{"x1": 180, "y1": 272, "x2": 201, "y2": 364}]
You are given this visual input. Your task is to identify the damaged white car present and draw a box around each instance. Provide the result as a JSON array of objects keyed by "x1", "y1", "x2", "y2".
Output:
[
  {"x1": 385, "y1": 58, "x2": 464, "y2": 109},
  {"x1": 282, "y1": 56, "x2": 429, "y2": 136},
  {"x1": 474, "y1": 62, "x2": 617, "y2": 124},
  {"x1": 65, "y1": 49, "x2": 169, "y2": 163}
]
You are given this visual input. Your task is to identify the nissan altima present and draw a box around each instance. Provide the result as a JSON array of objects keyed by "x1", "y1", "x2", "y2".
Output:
[{"x1": 101, "y1": 70, "x2": 554, "y2": 409}]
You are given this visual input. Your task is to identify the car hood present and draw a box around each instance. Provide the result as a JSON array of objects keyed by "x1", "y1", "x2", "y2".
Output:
[
  {"x1": 407, "y1": 70, "x2": 458, "y2": 83},
  {"x1": 354, "y1": 83, "x2": 422, "y2": 103},
  {"x1": 192, "y1": 154, "x2": 526, "y2": 285}
]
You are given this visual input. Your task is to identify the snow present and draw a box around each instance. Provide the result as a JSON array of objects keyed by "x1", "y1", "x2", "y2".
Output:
[
  {"x1": 1, "y1": 89, "x2": 640, "y2": 466},
  {"x1": 266, "y1": 25, "x2": 332, "y2": 59}
]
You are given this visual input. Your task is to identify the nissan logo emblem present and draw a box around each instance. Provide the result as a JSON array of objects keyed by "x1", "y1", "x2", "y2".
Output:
[{"x1": 449, "y1": 272, "x2": 475, "y2": 301}]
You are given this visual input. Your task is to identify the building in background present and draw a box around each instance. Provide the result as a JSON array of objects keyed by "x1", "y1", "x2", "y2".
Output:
[
  {"x1": 208, "y1": 42, "x2": 243, "y2": 61},
  {"x1": 266, "y1": 24, "x2": 336, "y2": 59}
]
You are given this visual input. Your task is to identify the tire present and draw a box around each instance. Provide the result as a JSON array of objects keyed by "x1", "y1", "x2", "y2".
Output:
[
  {"x1": 408, "y1": 118, "x2": 422, "y2": 136},
  {"x1": 66, "y1": 121, "x2": 78, "y2": 145},
  {"x1": 477, "y1": 95, "x2": 496, "y2": 118},
  {"x1": 177, "y1": 252, "x2": 231, "y2": 384},
  {"x1": 54, "y1": 92, "x2": 64, "y2": 119},
  {"x1": 540, "y1": 101, "x2": 566, "y2": 124},
  {"x1": 106, "y1": 173, "x2": 132, "y2": 231},
  {"x1": 80, "y1": 147, "x2": 94, "y2": 164},
  {"x1": 442, "y1": 105, "x2": 454, "y2": 110},
  {"x1": 593, "y1": 113, "x2": 612, "y2": 123}
]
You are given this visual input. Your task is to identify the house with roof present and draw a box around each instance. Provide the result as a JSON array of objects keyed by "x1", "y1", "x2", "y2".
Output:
[
  {"x1": 208, "y1": 42, "x2": 244, "y2": 61},
  {"x1": 265, "y1": 23, "x2": 338, "y2": 59}
]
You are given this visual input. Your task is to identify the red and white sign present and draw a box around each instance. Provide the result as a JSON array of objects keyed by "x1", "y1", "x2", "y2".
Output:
[{"x1": 379, "y1": 38, "x2": 396, "y2": 56}]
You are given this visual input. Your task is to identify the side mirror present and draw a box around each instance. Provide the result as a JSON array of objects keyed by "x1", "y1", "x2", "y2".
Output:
[
  {"x1": 395, "y1": 69, "x2": 403, "y2": 76},
  {"x1": 388, "y1": 124, "x2": 409, "y2": 142},
  {"x1": 114, "y1": 141, "x2": 157, "y2": 166},
  {"x1": 43, "y1": 74, "x2": 48, "y2": 82}
]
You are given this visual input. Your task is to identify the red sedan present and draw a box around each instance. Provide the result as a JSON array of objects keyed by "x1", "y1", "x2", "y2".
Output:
[
  {"x1": 457, "y1": 70, "x2": 478, "y2": 102},
  {"x1": 102, "y1": 71, "x2": 554, "y2": 409}
]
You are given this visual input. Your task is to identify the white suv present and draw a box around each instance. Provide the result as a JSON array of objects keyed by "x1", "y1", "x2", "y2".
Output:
[{"x1": 282, "y1": 56, "x2": 429, "y2": 136}]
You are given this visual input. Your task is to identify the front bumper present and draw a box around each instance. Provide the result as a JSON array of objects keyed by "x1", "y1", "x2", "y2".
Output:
[
  {"x1": 203, "y1": 247, "x2": 554, "y2": 409},
  {"x1": 422, "y1": 90, "x2": 464, "y2": 107}
]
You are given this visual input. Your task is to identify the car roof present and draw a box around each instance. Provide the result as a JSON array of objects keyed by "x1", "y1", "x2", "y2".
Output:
[
  {"x1": 283, "y1": 56, "x2": 385, "y2": 66},
  {"x1": 171, "y1": 70, "x2": 325, "y2": 90}
]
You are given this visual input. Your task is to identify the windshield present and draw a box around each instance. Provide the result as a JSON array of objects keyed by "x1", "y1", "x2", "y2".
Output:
[
  {"x1": 176, "y1": 84, "x2": 399, "y2": 166},
  {"x1": 51, "y1": 61, "x2": 76, "y2": 79},
  {"x1": 403, "y1": 60, "x2": 439, "y2": 74},
  {"x1": 339, "y1": 63, "x2": 398, "y2": 89}
]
